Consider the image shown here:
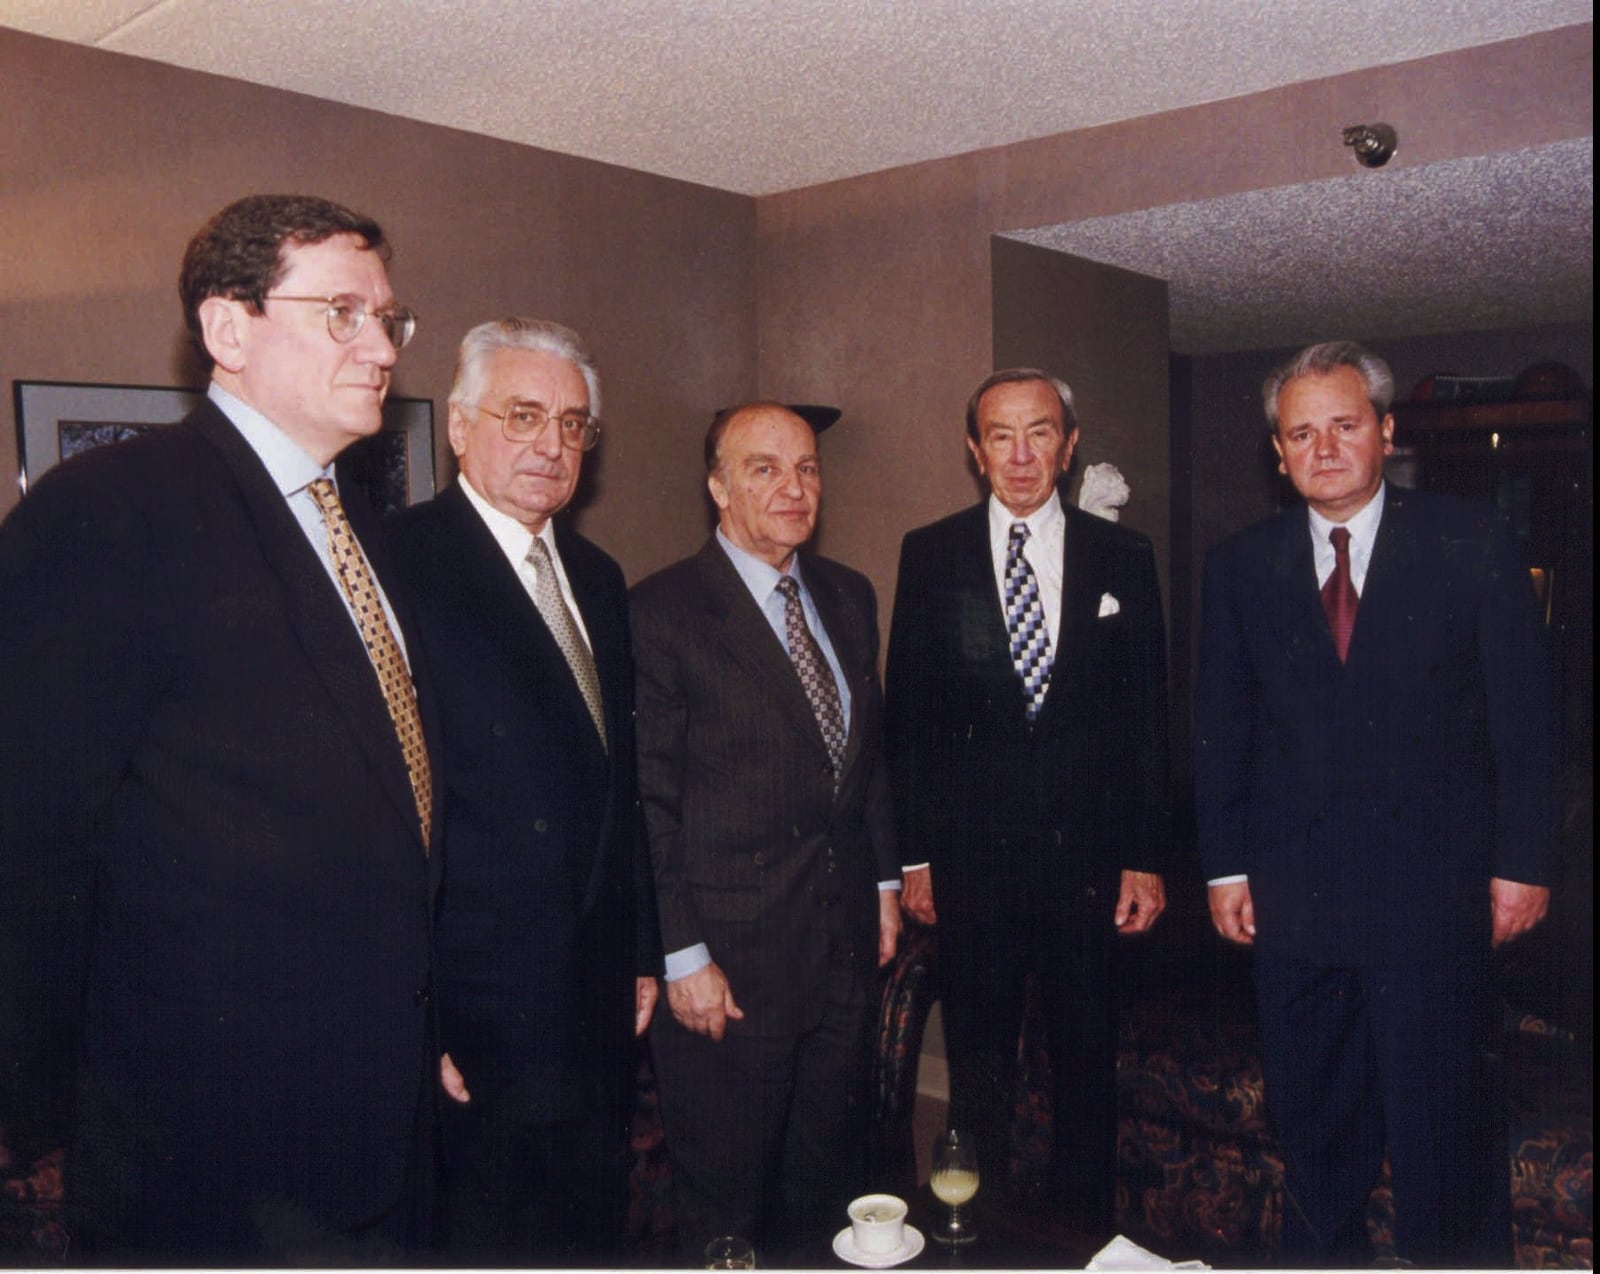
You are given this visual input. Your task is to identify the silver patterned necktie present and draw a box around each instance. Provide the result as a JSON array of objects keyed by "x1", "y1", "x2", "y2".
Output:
[
  {"x1": 525, "y1": 536, "x2": 607, "y2": 750},
  {"x1": 776, "y1": 575, "x2": 847, "y2": 779},
  {"x1": 1004, "y1": 521, "x2": 1054, "y2": 720},
  {"x1": 306, "y1": 478, "x2": 433, "y2": 849}
]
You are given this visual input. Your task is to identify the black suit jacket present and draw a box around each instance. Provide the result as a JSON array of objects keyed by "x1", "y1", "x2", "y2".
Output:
[
  {"x1": 630, "y1": 539, "x2": 898, "y2": 1036},
  {"x1": 1193, "y1": 486, "x2": 1558, "y2": 966},
  {"x1": 385, "y1": 482, "x2": 660, "y2": 1127},
  {"x1": 884, "y1": 499, "x2": 1171, "y2": 915},
  {"x1": 0, "y1": 401, "x2": 440, "y2": 1251}
]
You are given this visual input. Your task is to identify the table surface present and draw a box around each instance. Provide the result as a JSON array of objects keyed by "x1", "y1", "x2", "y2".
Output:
[{"x1": 806, "y1": 1185, "x2": 1103, "y2": 1270}]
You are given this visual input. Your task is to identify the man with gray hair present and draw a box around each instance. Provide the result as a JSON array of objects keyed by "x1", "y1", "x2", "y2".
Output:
[
  {"x1": 1194, "y1": 340, "x2": 1557, "y2": 1265},
  {"x1": 385, "y1": 318, "x2": 660, "y2": 1263},
  {"x1": 885, "y1": 367, "x2": 1170, "y2": 1238}
]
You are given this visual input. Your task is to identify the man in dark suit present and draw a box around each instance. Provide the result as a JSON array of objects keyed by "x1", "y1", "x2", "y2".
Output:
[
  {"x1": 384, "y1": 317, "x2": 660, "y2": 1263},
  {"x1": 1194, "y1": 340, "x2": 1557, "y2": 1266},
  {"x1": 884, "y1": 368, "x2": 1170, "y2": 1236},
  {"x1": 0, "y1": 195, "x2": 439, "y2": 1261},
  {"x1": 631, "y1": 402, "x2": 901, "y2": 1261}
]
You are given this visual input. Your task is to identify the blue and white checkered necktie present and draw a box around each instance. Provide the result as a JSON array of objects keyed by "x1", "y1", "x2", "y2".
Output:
[{"x1": 1004, "y1": 521, "x2": 1054, "y2": 720}]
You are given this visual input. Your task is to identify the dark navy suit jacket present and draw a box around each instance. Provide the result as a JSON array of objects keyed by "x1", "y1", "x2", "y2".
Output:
[
  {"x1": 1194, "y1": 485, "x2": 1557, "y2": 967},
  {"x1": 884, "y1": 499, "x2": 1171, "y2": 921},
  {"x1": 0, "y1": 401, "x2": 441, "y2": 1251},
  {"x1": 385, "y1": 482, "x2": 659, "y2": 1129}
]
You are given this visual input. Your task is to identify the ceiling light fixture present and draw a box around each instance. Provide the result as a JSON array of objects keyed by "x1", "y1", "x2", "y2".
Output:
[{"x1": 1342, "y1": 123, "x2": 1398, "y2": 168}]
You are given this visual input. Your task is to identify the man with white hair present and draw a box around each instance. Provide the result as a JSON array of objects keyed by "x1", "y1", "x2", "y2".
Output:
[{"x1": 386, "y1": 318, "x2": 660, "y2": 1263}]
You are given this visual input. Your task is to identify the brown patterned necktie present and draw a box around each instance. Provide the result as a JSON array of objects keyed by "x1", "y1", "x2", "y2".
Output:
[
  {"x1": 306, "y1": 478, "x2": 433, "y2": 848},
  {"x1": 1321, "y1": 525, "x2": 1359, "y2": 663},
  {"x1": 525, "y1": 536, "x2": 607, "y2": 750},
  {"x1": 776, "y1": 574, "x2": 846, "y2": 780}
]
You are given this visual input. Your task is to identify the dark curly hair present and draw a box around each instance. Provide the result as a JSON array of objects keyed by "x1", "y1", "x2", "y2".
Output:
[{"x1": 178, "y1": 194, "x2": 389, "y2": 369}]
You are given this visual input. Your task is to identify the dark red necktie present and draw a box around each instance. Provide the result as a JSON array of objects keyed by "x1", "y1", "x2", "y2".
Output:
[{"x1": 1321, "y1": 526, "x2": 1358, "y2": 663}]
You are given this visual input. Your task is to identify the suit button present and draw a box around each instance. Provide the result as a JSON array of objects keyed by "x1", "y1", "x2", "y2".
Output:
[
  {"x1": 492, "y1": 722, "x2": 507, "y2": 738},
  {"x1": 753, "y1": 852, "x2": 766, "y2": 867},
  {"x1": 1085, "y1": 886, "x2": 1097, "y2": 900},
  {"x1": 533, "y1": 819, "x2": 548, "y2": 833},
  {"x1": 413, "y1": 989, "x2": 430, "y2": 1007}
]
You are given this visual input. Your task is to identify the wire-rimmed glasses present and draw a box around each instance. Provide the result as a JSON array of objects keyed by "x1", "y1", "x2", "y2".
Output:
[
  {"x1": 468, "y1": 401, "x2": 602, "y2": 452},
  {"x1": 265, "y1": 293, "x2": 418, "y2": 350}
]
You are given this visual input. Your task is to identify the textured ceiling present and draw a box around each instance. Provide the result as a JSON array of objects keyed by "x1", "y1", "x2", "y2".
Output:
[
  {"x1": 2, "y1": 1, "x2": 1593, "y2": 352},
  {"x1": 1013, "y1": 139, "x2": 1596, "y2": 354},
  {"x1": 0, "y1": 0, "x2": 1590, "y2": 195}
]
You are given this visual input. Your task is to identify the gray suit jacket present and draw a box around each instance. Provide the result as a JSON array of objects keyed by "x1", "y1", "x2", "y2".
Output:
[{"x1": 630, "y1": 538, "x2": 897, "y2": 1036}]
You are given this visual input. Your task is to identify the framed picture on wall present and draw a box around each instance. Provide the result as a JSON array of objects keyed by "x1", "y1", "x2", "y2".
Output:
[{"x1": 13, "y1": 380, "x2": 435, "y2": 513}]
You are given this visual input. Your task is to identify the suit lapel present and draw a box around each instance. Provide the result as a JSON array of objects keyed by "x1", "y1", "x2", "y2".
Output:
[
  {"x1": 190, "y1": 403, "x2": 425, "y2": 850},
  {"x1": 806, "y1": 555, "x2": 867, "y2": 776},
  {"x1": 436, "y1": 486, "x2": 607, "y2": 762},
  {"x1": 1039, "y1": 505, "x2": 1097, "y2": 719},
  {"x1": 1346, "y1": 488, "x2": 1414, "y2": 670},
  {"x1": 696, "y1": 540, "x2": 834, "y2": 763},
  {"x1": 555, "y1": 520, "x2": 627, "y2": 754},
  {"x1": 1270, "y1": 505, "x2": 1344, "y2": 673}
]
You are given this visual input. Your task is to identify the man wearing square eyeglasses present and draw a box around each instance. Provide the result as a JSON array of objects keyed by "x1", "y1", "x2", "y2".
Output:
[
  {"x1": 384, "y1": 318, "x2": 661, "y2": 1264},
  {"x1": 0, "y1": 194, "x2": 440, "y2": 1262}
]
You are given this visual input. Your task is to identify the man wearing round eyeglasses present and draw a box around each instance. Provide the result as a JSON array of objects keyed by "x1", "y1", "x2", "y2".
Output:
[
  {"x1": 385, "y1": 318, "x2": 661, "y2": 1264},
  {"x1": 0, "y1": 195, "x2": 439, "y2": 1262}
]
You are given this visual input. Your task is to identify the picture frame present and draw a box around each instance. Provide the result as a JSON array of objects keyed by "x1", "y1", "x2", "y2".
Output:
[{"x1": 13, "y1": 380, "x2": 435, "y2": 514}]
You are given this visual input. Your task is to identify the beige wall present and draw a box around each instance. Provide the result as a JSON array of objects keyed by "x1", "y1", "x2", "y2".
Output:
[
  {"x1": 0, "y1": 26, "x2": 756, "y2": 579},
  {"x1": 754, "y1": 25, "x2": 1593, "y2": 613},
  {"x1": 2, "y1": 23, "x2": 1591, "y2": 597}
]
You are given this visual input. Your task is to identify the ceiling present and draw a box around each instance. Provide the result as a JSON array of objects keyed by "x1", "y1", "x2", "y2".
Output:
[{"x1": 2, "y1": 0, "x2": 1594, "y2": 351}]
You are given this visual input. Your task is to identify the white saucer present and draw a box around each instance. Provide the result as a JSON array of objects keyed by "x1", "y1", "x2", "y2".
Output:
[{"x1": 832, "y1": 1223, "x2": 925, "y2": 1268}]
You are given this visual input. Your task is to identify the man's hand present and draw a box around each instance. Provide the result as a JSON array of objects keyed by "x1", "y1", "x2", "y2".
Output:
[
  {"x1": 900, "y1": 865, "x2": 937, "y2": 926},
  {"x1": 1490, "y1": 877, "x2": 1550, "y2": 947},
  {"x1": 1208, "y1": 880, "x2": 1256, "y2": 945},
  {"x1": 1114, "y1": 869, "x2": 1166, "y2": 933},
  {"x1": 666, "y1": 962, "x2": 745, "y2": 1041},
  {"x1": 440, "y1": 1052, "x2": 471, "y2": 1104},
  {"x1": 879, "y1": 890, "x2": 903, "y2": 967},
  {"x1": 635, "y1": 976, "x2": 660, "y2": 1037}
]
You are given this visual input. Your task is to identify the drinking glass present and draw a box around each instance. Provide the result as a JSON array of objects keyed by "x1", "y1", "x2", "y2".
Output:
[
  {"x1": 929, "y1": 1127, "x2": 979, "y2": 1245},
  {"x1": 704, "y1": 1234, "x2": 756, "y2": 1269}
]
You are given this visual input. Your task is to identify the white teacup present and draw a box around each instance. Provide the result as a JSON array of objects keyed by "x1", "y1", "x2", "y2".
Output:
[{"x1": 848, "y1": 1193, "x2": 908, "y2": 1254}]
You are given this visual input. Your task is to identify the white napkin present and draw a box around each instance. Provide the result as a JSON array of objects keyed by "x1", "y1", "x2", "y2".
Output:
[{"x1": 1085, "y1": 1233, "x2": 1210, "y2": 1270}]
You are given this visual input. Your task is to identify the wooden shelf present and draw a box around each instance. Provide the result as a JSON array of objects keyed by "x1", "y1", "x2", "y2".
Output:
[{"x1": 1392, "y1": 397, "x2": 1589, "y2": 434}]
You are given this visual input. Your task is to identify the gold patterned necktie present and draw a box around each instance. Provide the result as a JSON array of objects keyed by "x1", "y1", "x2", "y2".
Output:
[
  {"x1": 306, "y1": 478, "x2": 433, "y2": 849},
  {"x1": 525, "y1": 536, "x2": 607, "y2": 750},
  {"x1": 776, "y1": 575, "x2": 846, "y2": 780}
]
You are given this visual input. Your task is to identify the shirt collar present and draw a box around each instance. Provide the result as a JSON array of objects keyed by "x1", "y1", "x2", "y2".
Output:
[
  {"x1": 457, "y1": 474, "x2": 556, "y2": 565},
  {"x1": 716, "y1": 527, "x2": 805, "y2": 602},
  {"x1": 987, "y1": 488, "x2": 1065, "y2": 542},
  {"x1": 208, "y1": 382, "x2": 330, "y2": 496},
  {"x1": 1307, "y1": 481, "x2": 1386, "y2": 549}
]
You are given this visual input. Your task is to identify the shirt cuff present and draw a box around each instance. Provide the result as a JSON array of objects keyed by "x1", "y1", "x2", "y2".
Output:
[
  {"x1": 663, "y1": 943, "x2": 712, "y2": 981},
  {"x1": 1207, "y1": 874, "x2": 1249, "y2": 887},
  {"x1": 878, "y1": 880, "x2": 901, "y2": 892},
  {"x1": 900, "y1": 862, "x2": 929, "y2": 873}
]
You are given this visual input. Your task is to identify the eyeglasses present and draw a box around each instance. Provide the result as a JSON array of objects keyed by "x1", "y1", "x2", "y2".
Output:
[
  {"x1": 469, "y1": 401, "x2": 602, "y2": 451},
  {"x1": 265, "y1": 293, "x2": 418, "y2": 350}
]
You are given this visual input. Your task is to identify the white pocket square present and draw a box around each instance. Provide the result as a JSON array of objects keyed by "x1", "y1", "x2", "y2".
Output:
[{"x1": 1098, "y1": 592, "x2": 1121, "y2": 618}]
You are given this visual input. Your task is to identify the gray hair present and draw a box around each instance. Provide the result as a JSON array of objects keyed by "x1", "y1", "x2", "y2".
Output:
[
  {"x1": 449, "y1": 317, "x2": 601, "y2": 418},
  {"x1": 1262, "y1": 341, "x2": 1393, "y2": 428},
  {"x1": 965, "y1": 368, "x2": 1076, "y2": 441}
]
